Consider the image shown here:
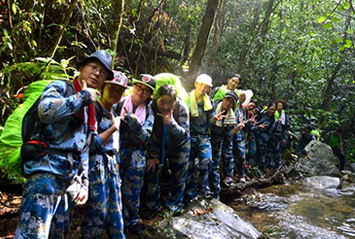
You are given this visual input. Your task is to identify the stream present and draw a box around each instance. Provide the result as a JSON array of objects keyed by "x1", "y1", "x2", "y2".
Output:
[{"x1": 229, "y1": 180, "x2": 355, "y2": 238}]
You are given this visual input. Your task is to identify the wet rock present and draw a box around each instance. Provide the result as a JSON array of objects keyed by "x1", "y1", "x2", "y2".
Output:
[
  {"x1": 293, "y1": 141, "x2": 341, "y2": 178},
  {"x1": 143, "y1": 199, "x2": 260, "y2": 239},
  {"x1": 301, "y1": 176, "x2": 341, "y2": 189},
  {"x1": 342, "y1": 171, "x2": 355, "y2": 183},
  {"x1": 246, "y1": 194, "x2": 288, "y2": 211}
]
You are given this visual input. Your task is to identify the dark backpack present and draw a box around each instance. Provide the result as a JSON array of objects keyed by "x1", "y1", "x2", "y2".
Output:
[{"x1": 22, "y1": 80, "x2": 75, "y2": 142}]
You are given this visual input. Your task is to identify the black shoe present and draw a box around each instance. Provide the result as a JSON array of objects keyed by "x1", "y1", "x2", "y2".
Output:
[
  {"x1": 126, "y1": 223, "x2": 143, "y2": 235},
  {"x1": 140, "y1": 205, "x2": 162, "y2": 220}
]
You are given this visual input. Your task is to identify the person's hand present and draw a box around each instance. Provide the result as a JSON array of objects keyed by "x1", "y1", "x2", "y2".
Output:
[
  {"x1": 146, "y1": 158, "x2": 160, "y2": 172},
  {"x1": 258, "y1": 122, "x2": 267, "y2": 129},
  {"x1": 277, "y1": 118, "x2": 282, "y2": 123},
  {"x1": 75, "y1": 187, "x2": 88, "y2": 205},
  {"x1": 249, "y1": 113, "x2": 257, "y2": 125},
  {"x1": 157, "y1": 109, "x2": 173, "y2": 125},
  {"x1": 121, "y1": 107, "x2": 138, "y2": 121},
  {"x1": 81, "y1": 79, "x2": 101, "y2": 102},
  {"x1": 231, "y1": 122, "x2": 245, "y2": 135},
  {"x1": 213, "y1": 111, "x2": 225, "y2": 121},
  {"x1": 110, "y1": 112, "x2": 123, "y2": 130}
]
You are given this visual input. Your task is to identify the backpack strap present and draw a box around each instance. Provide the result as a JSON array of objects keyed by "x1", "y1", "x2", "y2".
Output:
[{"x1": 63, "y1": 80, "x2": 76, "y2": 97}]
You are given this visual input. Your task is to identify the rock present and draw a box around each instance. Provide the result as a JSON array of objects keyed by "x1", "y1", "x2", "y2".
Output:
[
  {"x1": 143, "y1": 199, "x2": 261, "y2": 239},
  {"x1": 341, "y1": 171, "x2": 355, "y2": 183},
  {"x1": 301, "y1": 176, "x2": 341, "y2": 189},
  {"x1": 294, "y1": 140, "x2": 342, "y2": 178}
]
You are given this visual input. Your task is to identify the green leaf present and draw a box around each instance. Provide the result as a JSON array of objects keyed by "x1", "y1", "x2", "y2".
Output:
[
  {"x1": 35, "y1": 57, "x2": 59, "y2": 64},
  {"x1": 343, "y1": 44, "x2": 351, "y2": 48},
  {"x1": 7, "y1": 42, "x2": 13, "y2": 50},
  {"x1": 345, "y1": 39, "x2": 352, "y2": 44},
  {"x1": 323, "y1": 22, "x2": 332, "y2": 29},
  {"x1": 31, "y1": 40, "x2": 37, "y2": 47},
  {"x1": 60, "y1": 59, "x2": 70, "y2": 68},
  {"x1": 12, "y1": 2, "x2": 17, "y2": 15},
  {"x1": 339, "y1": 46, "x2": 345, "y2": 51},
  {"x1": 317, "y1": 16, "x2": 327, "y2": 23},
  {"x1": 342, "y1": 2, "x2": 350, "y2": 9},
  {"x1": 331, "y1": 17, "x2": 340, "y2": 23},
  {"x1": 347, "y1": 30, "x2": 354, "y2": 34},
  {"x1": 335, "y1": 38, "x2": 343, "y2": 43}
]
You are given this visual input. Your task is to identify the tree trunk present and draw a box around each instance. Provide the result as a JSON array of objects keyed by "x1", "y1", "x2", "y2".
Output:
[
  {"x1": 186, "y1": 0, "x2": 219, "y2": 85},
  {"x1": 245, "y1": 0, "x2": 275, "y2": 73},
  {"x1": 237, "y1": 0, "x2": 261, "y2": 73},
  {"x1": 182, "y1": 23, "x2": 191, "y2": 64},
  {"x1": 49, "y1": 0, "x2": 78, "y2": 59},
  {"x1": 255, "y1": 0, "x2": 275, "y2": 54},
  {"x1": 237, "y1": 0, "x2": 282, "y2": 73},
  {"x1": 110, "y1": 0, "x2": 125, "y2": 67},
  {"x1": 210, "y1": 0, "x2": 227, "y2": 65},
  {"x1": 321, "y1": 11, "x2": 350, "y2": 111},
  {"x1": 321, "y1": 63, "x2": 342, "y2": 111}
]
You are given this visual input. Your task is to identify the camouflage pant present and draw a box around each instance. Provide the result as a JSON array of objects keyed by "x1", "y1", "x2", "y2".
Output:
[
  {"x1": 82, "y1": 155, "x2": 125, "y2": 238},
  {"x1": 185, "y1": 135, "x2": 212, "y2": 200},
  {"x1": 145, "y1": 138, "x2": 190, "y2": 212},
  {"x1": 256, "y1": 133, "x2": 270, "y2": 171},
  {"x1": 268, "y1": 135, "x2": 281, "y2": 169},
  {"x1": 210, "y1": 129, "x2": 233, "y2": 197},
  {"x1": 120, "y1": 147, "x2": 146, "y2": 228},
  {"x1": 247, "y1": 133, "x2": 257, "y2": 167},
  {"x1": 234, "y1": 139, "x2": 246, "y2": 178},
  {"x1": 15, "y1": 173, "x2": 78, "y2": 239}
]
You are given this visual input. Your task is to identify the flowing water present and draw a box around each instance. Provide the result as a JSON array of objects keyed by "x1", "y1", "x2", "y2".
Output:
[{"x1": 229, "y1": 181, "x2": 355, "y2": 239}]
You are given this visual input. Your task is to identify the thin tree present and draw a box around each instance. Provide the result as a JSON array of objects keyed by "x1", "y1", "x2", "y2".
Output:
[{"x1": 187, "y1": 0, "x2": 219, "y2": 85}]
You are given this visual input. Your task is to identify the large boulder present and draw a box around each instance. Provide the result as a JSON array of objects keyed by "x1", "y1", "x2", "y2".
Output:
[
  {"x1": 301, "y1": 176, "x2": 341, "y2": 189},
  {"x1": 293, "y1": 140, "x2": 342, "y2": 178},
  {"x1": 143, "y1": 199, "x2": 260, "y2": 239}
]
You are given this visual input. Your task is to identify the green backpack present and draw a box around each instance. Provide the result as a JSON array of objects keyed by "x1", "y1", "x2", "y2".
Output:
[
  {"x1": 153, "y1": 73, "x2": 189, "y2": 101},
  {"x1": 0, "y1": 80, "x2": 74, "y2": 182}
]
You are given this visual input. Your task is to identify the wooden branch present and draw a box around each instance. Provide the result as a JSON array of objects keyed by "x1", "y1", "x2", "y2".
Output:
[
  {"x1": 141, "y1": 44, "x2": 181, "y2": 60},
  {"x1": 49, "y1": 0, "x2": 78, "y2": 59},
  {"x1": 110, "y1": 0, "x2": 125, "y2": 67},
  {"x1": 221, "y1": 167, "x2": 285, "y2": 199}
]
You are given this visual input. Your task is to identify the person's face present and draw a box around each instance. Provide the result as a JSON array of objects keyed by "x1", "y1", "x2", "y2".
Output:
[
  {"x1": 227, "y1": 77, "x2": 240, "y2": 91},
  {"x1": 267, "y1": 105, "x2": 276, "y2": 117},
  {"x1": 239, "y1": 93, "x2": 246, "y2": 104},
  {"x1": 246, "y1": 102, "x2": 256, "y2": 111},
  {"x1": 102, "y1": 84, "x2": 125, "y2": 104},
  {"x1": 132, "y1": 83, "x2": 152, "y2": 105},
  {"x1": 222, "y1": 97, "x2": 235, "y2": 111},
  {"x1": 194, "y1": 82, "x2": 211, "y2": 97},
  {"x1": 79, "y1": 60, "x2": 108, "y2": 89},
  {"x1": 157, "y1": 95, "x2": 176, "y2": 115},
  {"x1": 334, "y1": 130, "x2": 341, "y2": 137},
  {"x1": 277, "y1": 103, "x2": 284, "y2": 111}
]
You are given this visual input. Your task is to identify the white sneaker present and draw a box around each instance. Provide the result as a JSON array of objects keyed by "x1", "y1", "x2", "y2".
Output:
[{"x1": 240, "y1": 177, "x2": 246, "y2": 183}]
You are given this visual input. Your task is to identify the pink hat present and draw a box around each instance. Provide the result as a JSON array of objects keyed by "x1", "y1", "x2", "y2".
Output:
[{"x1": 106, "y1": 70, "x2": 128, "y2": 89}]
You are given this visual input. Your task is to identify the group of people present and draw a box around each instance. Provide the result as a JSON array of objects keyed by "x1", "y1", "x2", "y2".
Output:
[{"x1": 14, "y1": 49, "x2": 344, "y2": 239}]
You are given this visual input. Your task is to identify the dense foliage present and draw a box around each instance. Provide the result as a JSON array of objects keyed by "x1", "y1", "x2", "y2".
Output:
[{"x1": 0, "y1": 0, "x2": 354, "y2": 161}]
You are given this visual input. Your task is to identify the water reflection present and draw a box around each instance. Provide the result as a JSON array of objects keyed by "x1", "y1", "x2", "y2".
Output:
[{"x1": 230, "y1": 182, "x2": 355, "y2": 238}]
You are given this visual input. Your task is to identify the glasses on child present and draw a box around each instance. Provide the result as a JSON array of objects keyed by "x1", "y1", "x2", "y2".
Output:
[{"x1": 134, "y1": 84, "x2": 151, "y2": 95}]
